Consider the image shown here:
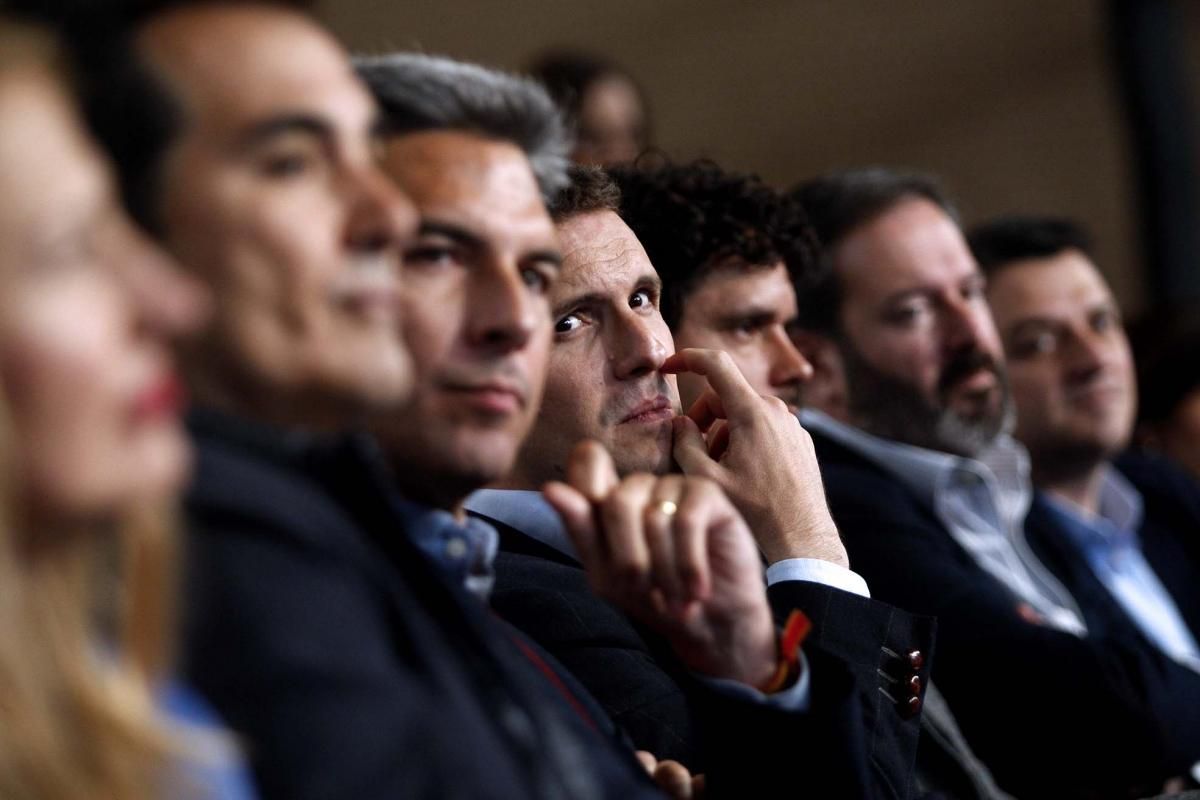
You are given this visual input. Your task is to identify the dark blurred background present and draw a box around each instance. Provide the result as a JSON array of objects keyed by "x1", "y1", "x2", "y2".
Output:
[{"x1": 319, "y1": 0, "x2": 1200, "y2": 318}]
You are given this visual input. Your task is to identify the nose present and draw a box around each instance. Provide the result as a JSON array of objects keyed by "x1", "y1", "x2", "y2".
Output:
[
  {"x1": 608, "y1": 309, "x2": 670, "y2": 381},
  {"x1": 1062, "y1": 325, "x2": 1110, "y2": 384},
  {"x1": 110, "y1": 217, "x2": 210, "y2": 338},
  {"x1": 941, "y1": 293, "x2": 992, "y2": 356},
  {"x1": 465, "y1": 258, "x2": 539, "y2": 353},
  {"x1": 767, "y1": 324, "x2": 814, "y2": 388},
  {"x1": 343, "y1": 160, "x2": 419, "y2": 255}
]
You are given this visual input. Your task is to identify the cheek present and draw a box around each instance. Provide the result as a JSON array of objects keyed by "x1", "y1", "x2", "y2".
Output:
[
  {"x1": 541, "y1": 350, "x2": 600, "y2": 438},
  {"x1": 400, "y1": 292, "x2": 457, "y2": 382},
  {"x1": 860, "y1": 329, "x2": 940, "y2": 391},
  {"x1": 2, "y1": 330, "x2": 127, "y2": 514}
]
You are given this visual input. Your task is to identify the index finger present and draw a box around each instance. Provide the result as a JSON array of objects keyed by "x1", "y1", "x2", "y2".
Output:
[{"x1": 662, "y1": 349, "x2": 760, "y2": 419}]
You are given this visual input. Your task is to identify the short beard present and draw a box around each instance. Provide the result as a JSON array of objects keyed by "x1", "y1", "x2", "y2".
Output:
[{"x1": 837, "y1": 336, "x2": 1014, "y2": 458}]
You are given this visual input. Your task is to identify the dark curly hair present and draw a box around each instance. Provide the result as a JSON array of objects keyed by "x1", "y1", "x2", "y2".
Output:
[{"x1": 610, "y1": 160, "x2": 820, "y2": 330}]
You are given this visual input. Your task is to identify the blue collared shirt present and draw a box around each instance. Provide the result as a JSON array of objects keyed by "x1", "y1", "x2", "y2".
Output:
[
  {"x1": 464, "y1": 488, "x2": 819, "y2": 711},
  {"x1": 1040, "y1": 469, "x2": 1200, "y2": 671},
  {"x1": 393, "y1": 497, "x2": 499, "y2": 601},
  {"x1": 800, "y1": 408, "x2": 1088, "y2": 636}
]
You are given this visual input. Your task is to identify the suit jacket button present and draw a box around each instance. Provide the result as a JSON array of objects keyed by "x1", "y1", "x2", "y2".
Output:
[
  {"x1": 907, "y1": 675, "x2": 922, "y2": 696},
  {"x1": 900, "y1": 695, "x2": 922, "y2": 719},
  {"x1": 907, "y1": 649, "x2": 924, "y2": 671}
]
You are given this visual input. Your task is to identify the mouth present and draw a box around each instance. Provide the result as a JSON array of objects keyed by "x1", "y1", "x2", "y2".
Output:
[
  {"x1": 1068, "y1": 380, "x2": 1126, "y2": 408},
  {"x1": 444, "y1": 379, "x2": 527, "y2": 416},
  {"x1": 331, "y1": 253, "x2": 400, "y2": 320},
  {"x1": 132, "y1": 370, "x2": 186, "y2": 423},
  {"x1": 950, "y1": 367, "x2": 997, "y2": 395},
  {"x1": 619, "y1": 394, "x2": 675, "y2": 425}
]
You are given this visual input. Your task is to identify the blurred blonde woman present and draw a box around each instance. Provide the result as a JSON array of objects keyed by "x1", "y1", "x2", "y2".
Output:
[{"x1": 0, "y1": 17, "x2": 255, "y2": 799}]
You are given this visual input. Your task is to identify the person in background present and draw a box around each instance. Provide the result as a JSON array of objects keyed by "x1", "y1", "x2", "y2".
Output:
[
  {"x1": 973, "y1": 214, "x2": 1200, "y2": 667},
  {"x1": 528, "y1": 49, "x2": 649, "y2": 167},
  {"x1": 613, "y1": 159, "x2": 1012, "y2": 800},
  {"x1": 0, "y1": 15, "x2": 253, "y2": 799},
  {"x1": 791, "y1": 166, "x2": 1200, "y2": 798}
]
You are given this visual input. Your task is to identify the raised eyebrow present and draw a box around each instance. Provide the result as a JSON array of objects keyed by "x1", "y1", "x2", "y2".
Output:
[
  {"x1": 552, "y1": 291, "x2": 606, "y2": 319},
  {"x1": 234, "y1": 114, "x2": 334, "y2": 152},
  {"x1": 637, "y1": 273, "x2": 664, "y2": 295}
]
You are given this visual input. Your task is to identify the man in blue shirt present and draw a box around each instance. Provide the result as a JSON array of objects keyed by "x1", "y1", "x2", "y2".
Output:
[{"x1": 973, "y1": 215, "x2": 1200, "y2": 670}]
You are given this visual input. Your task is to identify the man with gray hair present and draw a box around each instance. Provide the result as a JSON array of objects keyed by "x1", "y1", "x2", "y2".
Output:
[{"x1": 791, "y1": 167, "x2": 1200, "y2": 797}]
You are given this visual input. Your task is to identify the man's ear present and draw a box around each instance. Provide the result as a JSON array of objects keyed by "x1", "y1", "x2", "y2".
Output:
[{"x1": 792, "y1": 330, "x2": 850, "y2": 422}]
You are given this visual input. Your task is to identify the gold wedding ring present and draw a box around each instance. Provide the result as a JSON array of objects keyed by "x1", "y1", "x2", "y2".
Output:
[{"x1": 656, "y1": 500, "x2": 678, "y2": 517}]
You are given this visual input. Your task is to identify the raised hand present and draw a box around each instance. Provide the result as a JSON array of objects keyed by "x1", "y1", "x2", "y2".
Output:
[
  {"x1": 662, "y1": 348, "x2": 848, "y2": 568},
  {"x1": 543, "y1": 440, "x2": 778, "y2": 689},
  {"x1": 635, "y1": 751, "x2": 706, "y2": 799}
]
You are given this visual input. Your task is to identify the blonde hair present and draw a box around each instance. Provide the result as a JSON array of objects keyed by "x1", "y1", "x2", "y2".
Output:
[{"x1": 0, "y1": 19, "x2": 182, "y2": 799}]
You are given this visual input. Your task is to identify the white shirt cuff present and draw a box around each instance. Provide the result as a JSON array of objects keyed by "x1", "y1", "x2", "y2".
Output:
[
  {"x1": 765, "y1": 558, "x2": 871, "y2": 598},
  {"x1": 697, "y1": 651, "x2": 811, "y2": 712}
]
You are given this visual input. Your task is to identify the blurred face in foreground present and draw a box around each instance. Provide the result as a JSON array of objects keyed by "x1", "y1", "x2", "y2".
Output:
[
  {"x1": 0, "y1": 58, "x2": 206, "y2": 532},
  {"x1": 139, "y1": 4, "x2": 417, "y2": 426}
]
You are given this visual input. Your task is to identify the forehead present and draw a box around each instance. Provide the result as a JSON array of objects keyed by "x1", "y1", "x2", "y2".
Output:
[
  {"x1": 988, "y1": 250, "x2": 1113, "y2": 324},
  {"x1": 687, "y1": 260, "x2": 796, "y2": 317},
  {"x1": 836, "y1": 197, "x2": 977, "y2": 301},
  {"x1": 554, "y1": 209, "x2": 656, "y2": 297},
  {"x1": 383, "y1": 131, "x2": 551, "y2": 234},
  {"x1": 0, "y1": 66, "x2": 106, "y2": 240},
  {"x1": 139, "y1": 5, "x2": 372, "y2": 138}
]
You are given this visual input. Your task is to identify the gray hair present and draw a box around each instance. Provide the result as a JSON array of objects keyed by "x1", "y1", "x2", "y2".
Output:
[{"x1": 354, "y1": 52, "x2": 571, "y2": 202}]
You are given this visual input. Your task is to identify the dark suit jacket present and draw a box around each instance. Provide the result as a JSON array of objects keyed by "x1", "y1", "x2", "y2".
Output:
[
  {"x1": 813, "y1": 430, "x2": 1200, "y2": 799},
  {"x1": 480, "y1": 512, "x2": 937, "y2": 800},
  {"x1": 182, "y1": 410, "x2": 657, "y2": 800}
]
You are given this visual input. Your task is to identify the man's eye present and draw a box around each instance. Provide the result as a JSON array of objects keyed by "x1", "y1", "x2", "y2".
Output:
[
  {"x1": 1091, "y1": 309, "x2": 1119, "y2": 333},
  {"x1": 629, "y1": 290, "x2": 651, "y2": 309},
  {"x1": 1012, "y1": 331, "x2": 1057, "y2": 358},
  {"x1": 886, "y1": 302, "x2": 926, "y2": 326},
  {"x1": 260, "y1": 152, "x2": 315, "y2": 178},
  {"x1": 962, "y1": 279, "x2": 987, "y2": 302},
  {"x1": 554, "y1": 314, "x2": 582, "y2": 335},
  {"x1": 732, "y1": 319, "x2": 759, "y2": 338},
  {"x1": 521, "y1": 267, "x2": 550, "y2": 293},
  {"x1": 405, "y1": 246, "x2": 458, "y2": 268}
]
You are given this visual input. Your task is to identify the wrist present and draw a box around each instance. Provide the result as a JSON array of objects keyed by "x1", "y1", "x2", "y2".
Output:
[
  {"x1": 762, "y1": 528, "x2": 849, "y2": 569},
  {"x1": 757, "y1": 610, "x2": 812, "y2": 693}
]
